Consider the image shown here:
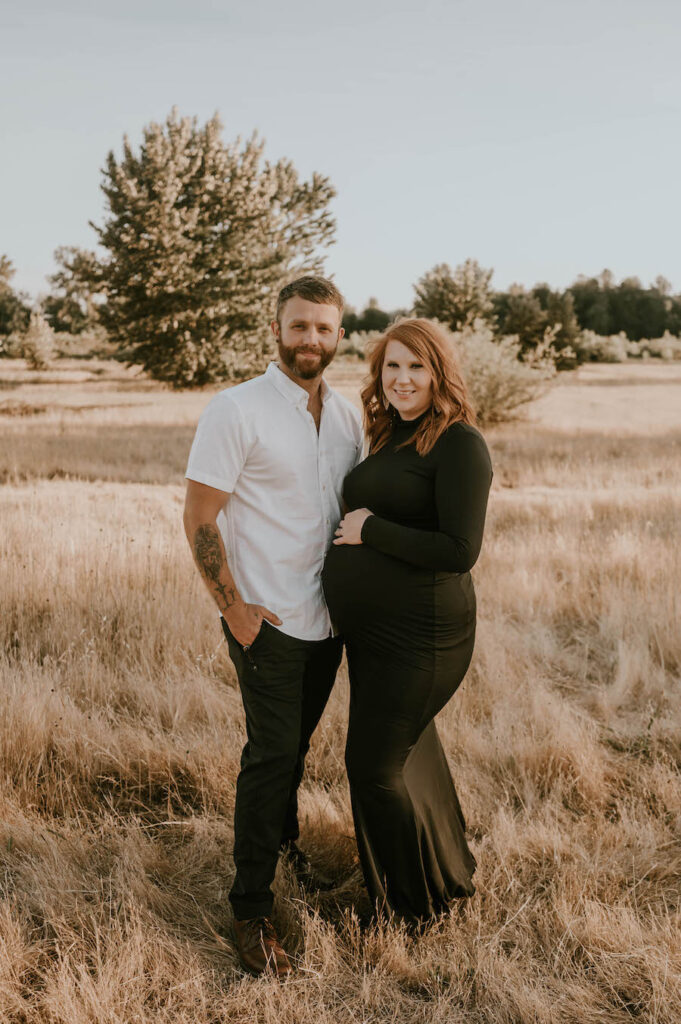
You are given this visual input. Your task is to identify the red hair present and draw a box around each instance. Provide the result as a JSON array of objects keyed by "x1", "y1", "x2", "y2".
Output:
[{"x1": 360, "y1": 318, "x2": 476, "y2": 456}]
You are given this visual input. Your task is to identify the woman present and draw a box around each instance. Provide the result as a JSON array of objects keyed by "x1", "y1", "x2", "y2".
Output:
[{"x1": 322, "y1": 318, "x2": 492, "y2": 926}]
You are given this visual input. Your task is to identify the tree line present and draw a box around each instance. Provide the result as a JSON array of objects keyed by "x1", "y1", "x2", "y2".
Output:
[
  {"x1": 1, "y1": 109, "x2": 680, "y2": 384},
  {"x1": 345, "y1": 263, "x2": 681, "y2": 369}
]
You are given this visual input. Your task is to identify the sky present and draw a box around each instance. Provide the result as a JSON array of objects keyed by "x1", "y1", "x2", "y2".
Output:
[{"x1": 2, "y1": 0, "x2": 681, "y2": 311}]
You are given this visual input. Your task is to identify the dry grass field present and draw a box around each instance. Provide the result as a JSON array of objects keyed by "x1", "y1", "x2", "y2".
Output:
[{"x1": 1, "y1": 357, "x2": 680, "y2": 1023}]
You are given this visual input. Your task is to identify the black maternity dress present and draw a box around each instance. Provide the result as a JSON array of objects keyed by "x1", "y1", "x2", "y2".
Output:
[{"x1": 321, "y1": 411, "x2": 493, "y2": 924}]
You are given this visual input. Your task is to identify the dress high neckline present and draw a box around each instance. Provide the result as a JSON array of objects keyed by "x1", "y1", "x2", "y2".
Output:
[{"x1": 392, "y1": 408, "x2": 430, "y2": 433}]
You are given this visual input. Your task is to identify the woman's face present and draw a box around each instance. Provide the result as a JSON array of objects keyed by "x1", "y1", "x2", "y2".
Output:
[{"x1": 382, "y1": 339, "x2": 433, "y2": 420}]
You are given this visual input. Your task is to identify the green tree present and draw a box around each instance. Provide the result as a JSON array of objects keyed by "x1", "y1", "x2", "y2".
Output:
[
  {"x1": 654, "y1": 275, "x2": 672, "y2": 296},
  {"x1": 42, "y1": 246, "x2": 104, "y2": 334},
  {"x1": 494, "y1": 285, "x2": 547, "y2": 352},
  {"x1": 92, "y1": 109, "x2": 336, "y2": 386},
  {"x1": 413, "y1": 259, "x2": 495, "y2": 330},
  {"x1": 568, "y1": 273, "x2": 613, "y2": 336},
  {"x1": 533, "y1": 284, "x2": 582, "y2": 357},
  {"x1": 358, "y1": 297, "x2": 391, "y2": 332},
  {"x1": 568, "y1": 270, "x2": 677, "y2": 341},
  {"x1": 0, "y1": 255, "x2": 31, "y2": 341},
  {"x1": 341, "y1": 305, "x2": 360, "y2": 337},
  {"x1": 613, "y1": 277, "x2": 667, "y2": 340},
  {"x1": 667, "y1": 294, "x2": 681, "y2": 337},
  {"x1": 494, "y1": 284, "x2": 583, "y2": 369}
]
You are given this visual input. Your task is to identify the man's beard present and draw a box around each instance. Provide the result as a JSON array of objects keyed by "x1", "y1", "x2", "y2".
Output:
[{"x1": 277, "y1": 339, "x2": 338, "y2": 380}]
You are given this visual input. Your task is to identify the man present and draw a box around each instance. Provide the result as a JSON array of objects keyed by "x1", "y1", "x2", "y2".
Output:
[{"x1": 183, "y1": 276, "x2": 363, "y2": 977}]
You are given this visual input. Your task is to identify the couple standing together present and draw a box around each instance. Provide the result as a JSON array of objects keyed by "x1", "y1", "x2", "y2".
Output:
[{"x1": 183, "y1": 276, "x2": 493, "y2": 977}]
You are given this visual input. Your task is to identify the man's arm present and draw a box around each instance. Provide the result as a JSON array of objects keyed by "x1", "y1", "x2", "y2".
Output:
[{"x1": 183, "y1": 479, "x2": 282, "y2": 646}]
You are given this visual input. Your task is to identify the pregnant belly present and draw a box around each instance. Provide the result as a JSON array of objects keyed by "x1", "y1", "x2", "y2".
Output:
[{"x1": 322, "y1": 543, "x2": 475, "y2": 637}]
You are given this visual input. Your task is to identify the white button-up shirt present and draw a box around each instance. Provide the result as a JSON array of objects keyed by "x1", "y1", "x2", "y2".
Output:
[{"x1": 185, "y1": 362, "x2": 364, "y2": 640}]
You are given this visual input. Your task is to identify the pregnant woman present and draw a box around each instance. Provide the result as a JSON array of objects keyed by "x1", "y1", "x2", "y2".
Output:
[{"x1": 322, "y1": 318, "x2": 492, "y2": 926}]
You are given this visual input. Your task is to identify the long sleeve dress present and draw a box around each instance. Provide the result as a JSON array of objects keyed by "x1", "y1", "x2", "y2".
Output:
[{"x1": 322, "y1": 411, "x2": 493, "y2": 924}]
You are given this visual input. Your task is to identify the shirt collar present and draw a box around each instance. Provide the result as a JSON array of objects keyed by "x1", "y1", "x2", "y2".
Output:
[{"x1": 265, "y1": 361, "x2": 334, "y2": 407}]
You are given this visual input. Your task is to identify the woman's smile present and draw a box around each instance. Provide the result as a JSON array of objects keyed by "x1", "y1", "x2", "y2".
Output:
[{"x1": 382, "y1": 339, "x2": 433, "y2": 419}]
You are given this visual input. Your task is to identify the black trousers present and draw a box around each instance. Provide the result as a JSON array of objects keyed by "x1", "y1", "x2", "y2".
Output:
[{"x1": 220, "y1": 617, "x2": 343, "y2": 920}]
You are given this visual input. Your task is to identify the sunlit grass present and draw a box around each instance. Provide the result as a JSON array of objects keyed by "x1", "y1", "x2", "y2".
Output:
[{"x1": 0, "y1": 359, "x2": 679, "y2": 1021}]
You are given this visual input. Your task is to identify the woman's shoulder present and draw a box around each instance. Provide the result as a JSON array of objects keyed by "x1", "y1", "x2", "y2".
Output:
[
  {"x1": 435, "y1": 419, "x2": 492, "y2": 468},
  {"x1": 439, "y1": 418, "x2": 488, "y2": 447}
]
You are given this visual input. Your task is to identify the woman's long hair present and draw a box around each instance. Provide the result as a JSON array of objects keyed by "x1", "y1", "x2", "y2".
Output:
[{"x1": 360, "y1": 318, "x2": 476, "y2": 456}]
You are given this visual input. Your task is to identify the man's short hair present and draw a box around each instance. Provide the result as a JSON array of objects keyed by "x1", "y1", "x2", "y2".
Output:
[{"x1": 276, "y1": 276, "x2": 344, "y2": 323}]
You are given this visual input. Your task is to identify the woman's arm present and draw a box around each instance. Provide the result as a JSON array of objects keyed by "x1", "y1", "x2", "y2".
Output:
[{"x1": 360, "y1": 426, "x2": 493, "y2": 572}]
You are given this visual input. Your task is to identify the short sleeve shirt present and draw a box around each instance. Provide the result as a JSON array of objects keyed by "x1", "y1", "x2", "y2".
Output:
[{"x1": 185, "y1": 362, "x2": 364, "y2": 640}]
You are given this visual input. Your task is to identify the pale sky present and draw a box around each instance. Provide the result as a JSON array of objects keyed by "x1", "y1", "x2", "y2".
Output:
[{"x1": 2, "y1": 0, "x2": 681, "y2": 311}]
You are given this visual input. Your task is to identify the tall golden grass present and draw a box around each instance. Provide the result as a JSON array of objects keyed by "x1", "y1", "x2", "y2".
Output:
[{"x1": 1, "y1": 359, "x2": 679, "y2": 1022}]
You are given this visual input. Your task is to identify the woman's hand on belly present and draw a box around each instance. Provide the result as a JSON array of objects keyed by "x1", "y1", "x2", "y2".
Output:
[{"x1": 333, "y1": 507, "x2": 373, "y2": 545}]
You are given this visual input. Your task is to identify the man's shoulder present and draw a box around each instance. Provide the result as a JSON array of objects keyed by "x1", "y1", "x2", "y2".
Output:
[
  {"x1": 208, "y1": 373, "x2": 271, "y2": 411},
  {"x1": 220, "y1": 372, "x2": 270, "y2": 399},
  {"x1": 194, "y1": 376, "x2": 272, "y2": 442}
]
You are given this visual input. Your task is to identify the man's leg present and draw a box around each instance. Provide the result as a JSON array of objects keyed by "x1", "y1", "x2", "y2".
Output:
[
  {"x1": 280, "y1": 635, "x2": 343, "y2": 848},
  {"x1": 221, "y1": 618, "x2": 308, "y2": 921}
]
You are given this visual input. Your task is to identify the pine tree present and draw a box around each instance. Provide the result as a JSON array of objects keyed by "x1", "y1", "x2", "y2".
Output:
[
  {"x1": 413, "y1": 259, "x2": 495, "y2": 330},
  {"x1": 92, "y1": 109, "x2": 336, "y2": 386}
]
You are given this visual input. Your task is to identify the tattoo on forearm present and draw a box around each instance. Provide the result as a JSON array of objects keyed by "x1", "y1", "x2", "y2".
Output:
[
  {"x1": 194, "y1": 525, "x2": 222, "y2": 582},
  {"x1": 193, "y1": 525, "x2": 238, "y2": 609},
  {"x1": 216, "y1": 580, "x2": 238, "y2": 608}
]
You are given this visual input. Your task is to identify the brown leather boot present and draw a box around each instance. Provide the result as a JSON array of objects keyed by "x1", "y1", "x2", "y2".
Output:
[{"x1": 233, "y1": 916, "x2": 292, "y2": 978}]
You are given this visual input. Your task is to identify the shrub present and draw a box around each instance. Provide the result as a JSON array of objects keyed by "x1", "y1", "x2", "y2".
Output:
[
  {"x1": 337, "y1": 330, "x2": 380, "y2": 359},
  {"x1": 635, "y1": 332, "x2": 681, "y2": 360},
  {"x1": 573, "y1": 330, "x2": 631, "y2": 363},
  {"x1": 0, "y1": 331, "x2": 25, "y2": 358},
  {"x1": 451, "y1": 321, "x2": 555, "y2": 424},
  {"x1": 21, "y1": 312, "x2": 57, "y2": 370},
  {"x1": 573, "y1": 329, "x2": 681, "y2": 362}
]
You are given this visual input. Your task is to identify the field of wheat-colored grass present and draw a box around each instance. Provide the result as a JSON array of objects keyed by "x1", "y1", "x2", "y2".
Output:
[{"x1": 1, "y1": 358, "x2": 680, "y2": 1023}]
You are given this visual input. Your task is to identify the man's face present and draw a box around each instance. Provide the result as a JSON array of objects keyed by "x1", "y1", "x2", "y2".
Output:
[{"x1": 272, "y1": 296, "x2": 344, "y2": 381}]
